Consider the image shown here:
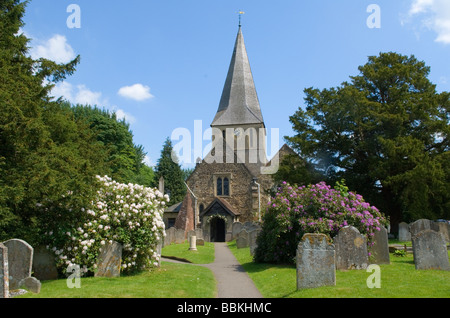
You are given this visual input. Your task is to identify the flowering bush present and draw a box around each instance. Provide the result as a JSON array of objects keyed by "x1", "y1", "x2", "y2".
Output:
[
  {"x1": 254, "y1": 181, "x2": 388, "y2": 264},
  {"x1": 44, "y1": 175, "x2": 169, "y2": 276}
]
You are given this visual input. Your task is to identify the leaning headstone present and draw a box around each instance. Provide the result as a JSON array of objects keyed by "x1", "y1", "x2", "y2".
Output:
[
  {"x1": 249, "y1": 229, "x2": 261, "y2": 256},
  {"x1": 398, "y1": 222, "x2": 411, "y2": 241},
  {"x1": 32, "y1": 246, "x2": 58, "y2": 281},
  {"x1": 19, "y1": 276, "x2": 41, "y2": 294},
  {"x1": 232, "y1": 222, "x2": 243, "y2": 240},
  {"x1": 0, "y1": 243, "x2": 9, "y2": 298},
  {"x1": 296, "y1": 233, "x2": 335, "y2": 289},
  {"x1": 236, "y1": 236, "x2": 249, "y2": 249},
  {"x1": 334, "y1": 226, "x2": 369, "y2": 270},
  {"x1": 95, "y1": 241, "x2": 123, "y2": 278},
  {"x1": 411, "y1": 229, "x2": 450, "y2": 271},
  {"x1": 409, "y1": 219, "x2": 433, "y2": 237},
  {"x1": 370, "y1": 227, "x2": 390, "y2": 265},
  {"x1": 3, "y1": 239, "x2": 33, "y2": 290}
]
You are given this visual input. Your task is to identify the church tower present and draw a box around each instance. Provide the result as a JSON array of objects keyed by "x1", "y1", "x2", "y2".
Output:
[{"x1": 210, "y1": 26, "x2": 267, "y2": 171}]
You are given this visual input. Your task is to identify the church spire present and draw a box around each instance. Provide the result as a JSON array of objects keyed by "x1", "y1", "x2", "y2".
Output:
[{"x1": 211, "y1": 27, "x2": 265, "y2": 128}]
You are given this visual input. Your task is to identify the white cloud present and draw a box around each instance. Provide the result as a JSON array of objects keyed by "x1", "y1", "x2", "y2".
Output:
[
  {"x1": 50, "y1": 82, "x2": 106, "y2": 106},
  {"x1": 30, "y1": 34, "x2": 76, "y2": 63},
  {"x1": 114, "y1": 108, "x2": 137, "y2": 124},
  {"x1": 407, "y1": 0, "x2": 450, "y2": 44},
  {"x1": 118, "y1": 84, "x2": 154, "y2": 101},
  {"x1": 143, "y1": 155, "x2": 153, "y2": 167}
]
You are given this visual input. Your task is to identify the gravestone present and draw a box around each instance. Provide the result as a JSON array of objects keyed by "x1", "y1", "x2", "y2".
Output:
[
  {"x1": 0, "y1": 243, "x2": 9, "y2": 298},
  {"x1": 32, "y1": 246, "x2": 58, "y2": 281},
  {"x1": 334, "y1": 226, "x2": 369, "y2": 270},
  {"x1": 398, "y1": 222, "x2": 411, "y2": 241},
  {"x1": 175, "y1": 228, "x2": 185, "y2": 244},
  {"x1": 19, "y1": 276, "x2": 41, "y2": 294},
  {"x1": 232, "y1": 222, "x2": 243, "y2": 240},
  {"x1": 189, "y1": 236, "x2": 197, "y2": 251},
  {"x1": 236, "y1": 229, "x2": 249, "y2": 249},
  {"x1": 369, "y1": 227, "x2": 390, "y2": 264},
  {"x1": 164, "y1": 227, "x2": 176, "y2": 247},
  {"x1": 3, "y1": 239, "x2": 33, "y2": 290},
  {"x1": 196, "y1": 238, "x2": 205, "y2": 246},
  {"x1": 431, "y1": 222, "x2": 450, "y2": 243},
  {"x1": 409, "y1": 219, "x2": 433, "y2": 237},
  {"x1": 95, "y1": 241, "x2": 123, "y2": 278},
  {"x1": 411, "y1": 229, "x2": 450, "y2": 271},
  {"x1": 249, "y1": 229, "x2": 261, "y2": 256},
  {"x1": 296, "y1": 233, "x2": 335, "y2": 289},
  {"x1": 156, "y1": 240, "x2": 163, "y2": 268}
]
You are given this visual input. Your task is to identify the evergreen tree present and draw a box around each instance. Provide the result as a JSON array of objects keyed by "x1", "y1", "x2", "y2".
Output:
[
  {"x1": 287, "y1": 52, "x2": 449, "y2": 227},
  {"x1": 0, "y1": 0, "x2": 106, "y2": 243},
  {"x1": 154, "y1": 138, "x2": 186, "y2": 205}
]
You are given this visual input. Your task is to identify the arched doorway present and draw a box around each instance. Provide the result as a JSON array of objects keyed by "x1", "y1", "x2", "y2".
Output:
[{"x1": 210, "y1": 217, "x2": 226, "y2": 242}]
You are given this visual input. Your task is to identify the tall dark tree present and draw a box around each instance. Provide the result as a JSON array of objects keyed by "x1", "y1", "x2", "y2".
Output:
[
  {"x1": 0, "y1": 0, "x2": 106, "y2": 243},
  {"x1": 287, "y1": 52, "x2": 449, "y2": 229},
  {"x1": 154, "y1": 138, "x2": 186, "y2": 205}
]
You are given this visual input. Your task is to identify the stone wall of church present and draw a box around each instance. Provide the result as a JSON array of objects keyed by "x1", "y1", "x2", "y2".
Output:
[{"x1": 187, "y1": 162, "x2": 261, "y2": 224}]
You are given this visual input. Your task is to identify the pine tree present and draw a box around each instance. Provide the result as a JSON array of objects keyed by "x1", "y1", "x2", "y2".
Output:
[{"x1": 154, "y1": 138, "x2": 186, "y2": 205}]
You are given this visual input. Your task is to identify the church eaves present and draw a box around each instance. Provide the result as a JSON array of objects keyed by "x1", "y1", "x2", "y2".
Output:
[{"x1": 211, "y1": 27, "x2": 265, "y2": 127}]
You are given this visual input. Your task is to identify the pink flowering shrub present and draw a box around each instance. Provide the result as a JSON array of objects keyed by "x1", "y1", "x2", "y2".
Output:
[{"x1": 254, "y1": 181, "x2": 388, "y2": 264}]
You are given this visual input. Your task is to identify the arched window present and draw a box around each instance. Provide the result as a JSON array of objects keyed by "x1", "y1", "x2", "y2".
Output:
[
  {"x1": 199, "y1": 204, "x2": 205, "y2": 214},
  {"x1": 217, "y1": 178, "x2": 223, "y2": 196},
  {"x1": 223, "y1": 178, "x2": 230, "y2": 196}
]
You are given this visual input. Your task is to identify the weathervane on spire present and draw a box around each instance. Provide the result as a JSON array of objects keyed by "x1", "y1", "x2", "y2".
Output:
[{"x1": 238, "y1": 10, "x2": 245, "y2": 27}]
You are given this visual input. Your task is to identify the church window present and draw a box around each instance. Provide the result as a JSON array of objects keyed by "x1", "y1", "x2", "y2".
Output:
[
  {"x1": 223, "y1": 178, "x2": 230, "y2": 196},
  {"x1": 216, "y1": 176, "x2": 231, "y2": 197},
  {"x1": 217, "y1": 178, "x2": 223, "y2": 196},
  {"x1": 199, "y1": 204, "x2": 205, "y2": 214}
]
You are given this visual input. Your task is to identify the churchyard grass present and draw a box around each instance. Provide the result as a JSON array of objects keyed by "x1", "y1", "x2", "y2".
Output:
[
  {"x1": 228, "y1": 241, "x2": 450, "y2": 298},
  {"x1": 17, "y1": 261, "x2": 216, "y2": 298},
  {"x1": 161, "y1": 241, "x2": 215, "y2": 264}
]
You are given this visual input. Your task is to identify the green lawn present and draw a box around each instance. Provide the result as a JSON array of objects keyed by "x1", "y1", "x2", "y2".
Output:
[
  {"x1": 161, "y1": 241, "x2": 215, "y2": 264},
  {"x1": 228, "y1": 241, "x2": 450, "y2": 298},
  {"x1": 17, "y1": 261, "x2": 217, "y2": 298}
]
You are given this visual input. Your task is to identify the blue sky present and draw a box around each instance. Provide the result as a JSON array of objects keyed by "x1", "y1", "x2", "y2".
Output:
[{"x1": 22, "y1": 0, "x2": 450, "y2": 169}]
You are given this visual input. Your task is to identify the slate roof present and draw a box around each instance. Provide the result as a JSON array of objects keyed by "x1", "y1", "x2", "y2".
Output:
[{"x1": 211, "y1": 27, "x2": 265, "y2": 127}]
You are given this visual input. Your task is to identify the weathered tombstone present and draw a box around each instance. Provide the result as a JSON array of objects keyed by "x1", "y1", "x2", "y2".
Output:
[
  {"x1": 196, "y1": 238, "x2": 205, "y2": 246},
  {"x1": 95, "y1": 241, "x2": 123, "y2": 278},
  {"x1": 334, "y1": 226, "x2": 369, "y2": 270},
  {"x1": 296, "y1": 233, "x2": 336, "y2": 289},
  {"x1": 236, "y1": 237, "x2": 248, "y2": 249},
  {"x1": 398, "y1": 222, "x2": 411, "y2": 241},
  {"x1": 232, "y1": 222, "x2": 243, "y2": 240},
  {"x1": 249, "y1": 229, "x2": 261, "y2": 256},
  {"x1": 32, "y1": 246, "x2": 58, "y2": 281},
  {"x1": 370, "y1": 227, "x2": 390, "y2": 264},
  {"x1": 236, "y1": 229, "x2": 249, "y2": 249},
  {"x1": 432, "y1": 222, "x2": 450, "y2": 243},
  {"x1": 3, "y1": 239, "x2": 33, "y2": 290},
  {"x1": 410, "y1": 219, "x2": 433, "y2": 237},
  {"x1": 411, "y1": 229, "x2": 450, "y2": 271},
  {"x1": 164, "y1": 227, "x2": 176, "y2": 247},
  {"x1": 175, "y1": 228, "x2": 185, "y2": 244},
  {"x1": 19, "y1": 277, "x2": 41, "y2": 294},
  {"x1": 0, "y1": 243, "x2": 9, "y2": 298}
]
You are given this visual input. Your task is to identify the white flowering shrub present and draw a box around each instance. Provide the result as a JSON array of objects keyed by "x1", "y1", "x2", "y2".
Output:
[{"x1": 45, "y1": 175, "x2": 169, "y2": 275}]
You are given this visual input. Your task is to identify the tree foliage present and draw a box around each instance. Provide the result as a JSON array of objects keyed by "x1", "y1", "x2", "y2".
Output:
[
  {"x1": 154, "y1": 138, "x2": 186, "y2": 205},
  {"x1": 287, "y1": 52, "x2": 449, "y2": 226}
]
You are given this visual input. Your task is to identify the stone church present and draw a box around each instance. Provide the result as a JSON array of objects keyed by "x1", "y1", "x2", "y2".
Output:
[{"x1": 165, "y1": 26, "x2": 295, "y2": 242}]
